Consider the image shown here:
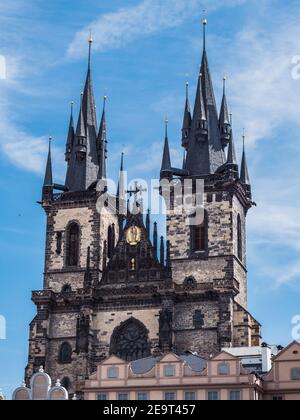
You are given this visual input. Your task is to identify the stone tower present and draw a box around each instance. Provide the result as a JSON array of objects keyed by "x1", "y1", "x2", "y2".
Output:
[
  {"x1": 25, "y1": 25, "x2": 260, "y2": 398},
  {"x1": 160, "y1": 20, "x2": 260, "y2": 354}
]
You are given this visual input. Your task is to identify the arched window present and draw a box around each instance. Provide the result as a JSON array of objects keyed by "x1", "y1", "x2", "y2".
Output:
[
  {"x1": 107, "y1": 224, "x2": 115, "y2": 259},
  {"x1": 191, "y1": 211, "x2": 208, "y2": 253},
  {"x1": 194, "y1": 310, "x2": 204, "y2": 329},
  {"x1": 110, "y1": 318, "x2": 151, "y2": 362},
  {"x1": 237, "y1": 214, "x2": 243, "y2": 261},
  {"x1": 184, "y1": 276, "x2": 196, "y2": 288},
  {"x1": 61, "y1": 284, "x2": 72, "y2": 293},
  {"x1": 59, "y1": 342, "x2": 72, "y2": 364},
  {"x1": 66, "y1": 223, "x2": 80, "y2": 267},
  {"x1": 61, "y1": 377, "x2": 71, "y2": 391},
  {"x1": 218, "y1": 362, "x2": 230, "y2": 376}
]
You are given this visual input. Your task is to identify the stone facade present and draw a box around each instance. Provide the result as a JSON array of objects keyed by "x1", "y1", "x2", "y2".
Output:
[{"x1": 24, "y1": 24, "x2": 262, "y2": 399}]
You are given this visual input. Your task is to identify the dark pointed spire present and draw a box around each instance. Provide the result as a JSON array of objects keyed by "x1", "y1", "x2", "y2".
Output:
[
  {"x1": 146, "y1": 209, "x2": 150, "y2": 238},
  {"x1": 76, "y1": 93, "x2": 86, "y2": 139},
  {"x1": 185, "y1": 18, "x2": 225, "y2": 176},
  {"x1": 65, "y1": 101, "x2": 75, "y2": 161},
  {"x1": 43, "y1": 137, "x2": 53, "y2": 187},
  {"x1": 240, "y1": 132, "x2": 251, "y2": 186},
  {"x1": 82, "y1": 35, "x2": 97, "y2": 129},
  {"x1": 153, "y1": 222, "x2": 158, "y2": 258},
  {"x1": 203, "y1": 13, "x2": 207, "y2": 51},
  {"x1": 117, "y1": 152, "x2": 126, "y2": 221},
  {"x1": 160, "y1": 236, "x2": 165, "y2": 265},
  {"x1": 98, "y1": 96, "x2": 107, "y2": 180},
  {"x1": 160, "y1": 119, "x2": 172, "y2": 180},
  {"x1": 226, "y1": 114, "x2": 237, "y2": 166},
  {"x1": 66, "y1": 38, "x2": 100, "y2": 192},
  {"x1": 219, "y1": 77, "x2": 231, "y2": 149},
  {"x1": 193, "y1": 72, "x2": 207, "y2": 133},
  {"x1": 181, "y1": 82, "x2": 192, "y2": 149}
]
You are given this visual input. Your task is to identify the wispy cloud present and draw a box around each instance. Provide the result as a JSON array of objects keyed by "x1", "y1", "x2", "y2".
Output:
[
  {"x1": 220, "y1": 11, "x2": 300, "y2": 145},
  {"x1": 68, "y1": 0, "x2": 246, "y2": 58}
]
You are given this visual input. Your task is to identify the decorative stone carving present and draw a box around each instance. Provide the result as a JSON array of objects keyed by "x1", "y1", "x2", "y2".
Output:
[
  {"x1": 159, "y1": 309, "x2": 173, "y2": 352},
  {"x1": 110, "y1": 318, "x2": 151, "y2": 361},
  {"x1": 76, "y1": 314, "x2": 90, "y2": 354}
]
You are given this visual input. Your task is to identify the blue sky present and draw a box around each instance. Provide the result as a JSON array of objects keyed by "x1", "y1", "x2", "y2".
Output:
[{"x1": 1, "y1": 0, "x2": 300, "y2": 398}]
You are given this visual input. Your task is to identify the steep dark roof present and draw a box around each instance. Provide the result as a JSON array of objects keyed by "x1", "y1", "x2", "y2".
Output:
[
  {"x1": 240, "y1": 136, "x2": 251, "y2": 185},
  {"x1": 181, "y1": 83, "x2": 192, "y2": 149},
  {"x1": 43, "y1": 139, "x2": 53, "y2": 187},
  {"x1": 98, "y1": 97, "x2": 107, "y2": 180},
  {"x1": 65, "y1": 40, "x2": 101, "y2": 192},
  {"x1": 160, "y1": 121, "x2": 172, "y2": 178},
  {"x1": 185, "y1": 44, "x2": 225, "y2": 176}
]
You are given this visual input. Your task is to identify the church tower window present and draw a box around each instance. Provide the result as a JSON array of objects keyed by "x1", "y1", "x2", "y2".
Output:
[
  {"x1": 66, "y1": 223, "x2": 80, "y2": 267},
  {"x1": 61, "y1": 377, "x2": 71, "y2": 391},
  {"x1": 191, "y1": 211, "x2": 208, "y2": 253},
  {"x1": 194, "y1": 310, "x2": 204, "y2": 329},
  {"x1": 110, "y1": 318, "x2": 151, "y2": 362},
  {"x1": 58, "y1": 342, "x2": 72, "y2": 364},
  {"x1": 237, "y1": 214, "x2": 243, "y2": 261}
]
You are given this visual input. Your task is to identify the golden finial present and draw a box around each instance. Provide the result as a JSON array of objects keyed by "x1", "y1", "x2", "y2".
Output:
[
  {"x1": 202, "y1": 9, "x2": 207, "y2": 25},
  {"x1": 88, "y1": 30, "x2": 93, "y2": 44},
  {"x1": 223, "y1": 76, "x2": 227, "y2": 94}
]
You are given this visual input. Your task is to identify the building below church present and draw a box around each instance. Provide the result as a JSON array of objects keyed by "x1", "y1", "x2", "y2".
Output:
[{"x1": 82, "y1": 341, "x2": 300, "y2": 401}]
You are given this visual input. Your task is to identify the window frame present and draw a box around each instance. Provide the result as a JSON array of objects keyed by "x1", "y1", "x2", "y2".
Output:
[
  {"x1": 164, "y1": 391, "x2": 177, "y2": 401},
  {"x1": 97, "y1": 393, "x2": 108, "y2": 401},
  {"x1": 229, "y1": 390, "x2": 241, "y2": 401},
  {"x1": 65, "y1": 221, "x2": 80, "y2": 268},
  {"x1": 190, "y1": 211, "x2": 208, "y2": 258},
  {"x1": 237, "y1": 214, "x2": 243, "y2": 262},
  {"x1": 184, "y1": 391, "x2": 197, "y2": 401},
  {"x1": 207, "y1": 390, "x2": 220, "y2": 401},
  {"x1": 118, "y1": 393, "x2": 129, "y2": 401},
  {"x1": 107, "y1": 367, "x2": 119, "y2": 379},
  {"x1": 58, "y1": 342, "x2": 73, "y2": 365},
  {"x1": 164, "y1": 365, "x2": 175, "y2": 377},
  {"x1": 217, "y1": 362, "x2": 230, "y2": 376},
  {"x1": 291, "y1": 367, "x2": 300, "y2": 380},
  {"x1": 137, "y1": 392, "x2": 149, "y2": 401}
]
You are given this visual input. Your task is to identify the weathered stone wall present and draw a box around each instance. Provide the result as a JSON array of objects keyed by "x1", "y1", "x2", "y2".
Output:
[
  {"x1": 173, "y1": 300, "x2": 220, "y2": 357},
  {"x1": 167, "y1": 189, "x2": 248, "y2": 308},
  {"x1": 44, "y1": 200, "x2": 118, "y2": 292},
  {"x1": 93, "y1": 308, "x2": 161, "y2": 357}
]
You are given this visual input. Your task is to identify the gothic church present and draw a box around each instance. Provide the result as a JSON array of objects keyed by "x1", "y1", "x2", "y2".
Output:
[{"x1": 25, "y1": 21, "x2": 261, "y2": 397}]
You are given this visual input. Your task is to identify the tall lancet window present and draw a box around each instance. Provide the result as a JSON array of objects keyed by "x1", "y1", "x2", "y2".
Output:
[
  {"x1": 66, "y1": 223, "x2": 80, "y2": 267},
  {"x1": 191, "y1": 211, "x2": 208, "y2": 254},
  {"x1": 237, "y1": 214, "x2": 243, "y2": 261}
]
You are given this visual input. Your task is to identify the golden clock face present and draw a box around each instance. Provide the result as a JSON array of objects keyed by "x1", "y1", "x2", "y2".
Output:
[{"x1": 126, "y1": 225, "x2": 141, "y2": 246}]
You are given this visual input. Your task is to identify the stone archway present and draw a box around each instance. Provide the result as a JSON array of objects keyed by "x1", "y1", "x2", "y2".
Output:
[{"x1": 110, "y1": 317, "x2": 151, "y2": 361}]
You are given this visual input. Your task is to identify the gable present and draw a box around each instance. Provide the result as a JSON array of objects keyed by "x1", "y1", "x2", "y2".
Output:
[
  {"x1": 101, "y1": 355, "x2": 126, "y2": 365},
  {"x1": 211, "y1": 351, "x2": 238, "y2": 361},
  {"x1": 273, "y1": 341, "x2": 300, "y2": 362},
  {"x1": 101, "y1": 209, "x2": 170, "y2": 284},
  {"x1": 159, "y1": 353, "x2": 182, "y2": 363}
]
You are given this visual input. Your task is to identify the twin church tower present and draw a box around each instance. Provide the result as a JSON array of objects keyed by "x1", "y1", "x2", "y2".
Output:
[{"x1": 25, "y1": 21, "x2": 261, "y2": 397}]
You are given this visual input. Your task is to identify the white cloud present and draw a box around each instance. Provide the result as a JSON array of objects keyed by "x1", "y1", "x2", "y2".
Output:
[
  {"x1": 0, "y1": 86, "x2": 64, "y2": 178},
  {"x1": 68, "y1": 0, "x2": 246, "y2": 58},
  {"x1": 221, "y1": 14, "x2": 300, "y2": 146}
]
